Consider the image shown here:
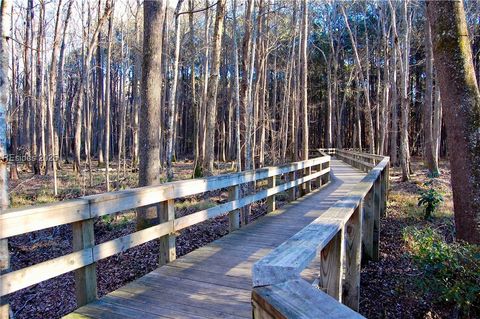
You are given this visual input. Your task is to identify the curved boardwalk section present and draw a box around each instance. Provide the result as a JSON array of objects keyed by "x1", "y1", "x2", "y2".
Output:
[{"x1": 67, "y1": 159, "x2": 365, "y2": 319}]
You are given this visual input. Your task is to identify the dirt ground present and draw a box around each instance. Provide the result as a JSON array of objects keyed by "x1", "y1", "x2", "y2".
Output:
[{"x1": 360, "y1": 158, "x2": 456, "y2": 319}]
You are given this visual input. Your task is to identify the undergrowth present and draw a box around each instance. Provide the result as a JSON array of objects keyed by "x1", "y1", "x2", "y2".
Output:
[{"x1": 403, "y1": 227, "x2": 480, "y2": 318}]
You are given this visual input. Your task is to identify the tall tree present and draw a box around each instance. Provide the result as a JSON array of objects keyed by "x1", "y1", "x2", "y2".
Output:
[
  {"x1": 137, "y1": 0, "x2": 167, "y2": 229},
  {"x1": 35, "y1": 1, "x2": 46, "y2": 174},
  {"x1": 232, "y1": 0, "x2": 241, "y2": 172},
  {"x1": 166, "y1": 0, "x2": 185, "y2": 181},
  {"x1": 72, "y1": 4, "x2": 111, "y2": 173},
  {"x1": 47, "y1": 0, "x2": 64, "y2": 195},
  {"x1": 423, "y1": 13, "x2": 439, "y2": 176},
  {"x1": 0, "y1": 1, "x2": 11, "y2": 317},
  {"x1": 341, "y1": 4, "x2": 375, "y2": 153},
  {"x1": 301, "y1": 0, "x2": 308, "y2": 160},
  {"x1": 203, "y1": 0, "x2": 227, "y2": 175},
  {"x1": 427, "y1": 0, "x2": 480, "y2": 244},
  {"x1": 105, "y1": 0, "x2": 114, "y2": 191}
]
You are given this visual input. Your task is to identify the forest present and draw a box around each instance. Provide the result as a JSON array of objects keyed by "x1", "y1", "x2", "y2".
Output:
[{"x1": 0, "y1": 0, "x2": 480, "y2": 318}]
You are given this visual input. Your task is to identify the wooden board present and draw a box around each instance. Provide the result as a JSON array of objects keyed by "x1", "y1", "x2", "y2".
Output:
[{"x1": 68, "y1": 160, "x2": 367, "y2": 318}]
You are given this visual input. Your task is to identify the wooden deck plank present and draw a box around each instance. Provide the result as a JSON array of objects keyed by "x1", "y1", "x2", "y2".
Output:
[{"x1": 69, "y1": 160, "x2": 365, "y2": 319}]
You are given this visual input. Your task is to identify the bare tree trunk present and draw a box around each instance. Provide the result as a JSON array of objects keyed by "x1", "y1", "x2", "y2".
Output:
[
  {"x1": 341, "y1": 4, "x2": 375, "y2": 153},
  {"x1": 0, "y1": 1, "x2": 11, "y2": 316},
  {"x1": 96, "y1": 0, "x2": 104, "y2": 166},
  {"x1": 203, "y1": 0, "x2": 226, "y2": 176},
  {"x1": 55, "y1": 0, "x2": 73, "y2": 170},
  {"x1": 193, "y1": 0, "x2": 211, "y2": 177},
  {"x1": 166, "y1": 0, "x2": 185, "y2": 181},
  {"x1": 137, "y1": 0, "x2": 166, "y2": 230},
  {"x1": 301, "y1": 0, "x2": 308, "y2": 160},
  {"x1": 9, "y1": 3, "x2": 17, "y2": 181},
  {"x1": 398, "y1": 0, "x2": 411, "y2": 181},
  {"x1": 72, "y1": 4, "x2": 111, "y2": 174},
  {"x1": 433, "y1": 80, "x2": 442, "y2": 163},
  {"x1": 379, "y1": 3, "x2": 390, "y2": 155},
  {"x1": 47, "y1": 0, "x2": 64, "y2": 195},
  {"x1": 132, "y1": 0, "x2": 141, "y2": 167},
  {"x1": 427, "y1": 0, "x2": 480, "y2": 244},
  {"x1": 390, "y1": 38, "x2": 398, "y2": 165},
  {"x1": 232, "y1": 0, "x2": 241, "y2": 172},
  {"x1": 23, "y1": 0, "x2": 32, "y2": 156},
  {"x1": 423, "y1": 15, "x2": 438, "y2": 176},
  {"x1": 35, "y1": 1, "x2": 46, "y2": 174},
  {"x1": 104, "y1": 0, "x2": 114, "y2": 191}
]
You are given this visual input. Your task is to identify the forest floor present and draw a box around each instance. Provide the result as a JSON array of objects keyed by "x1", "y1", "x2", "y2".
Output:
[
  {"x1": 7, "y1": 158, "x2": 457, "y2": 318},
  {"x1": 360, "y1": 158, "x2": 456, "y2": 319},
  {"x1": 7, "y1": 159, "x2": 284, "y2": 319}
]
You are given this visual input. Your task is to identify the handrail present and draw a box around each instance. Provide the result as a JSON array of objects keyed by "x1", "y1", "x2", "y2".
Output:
[
  {"x1": 252, "y1": 149, "x2": 389, "y2": 318},
  {"x1": 0, "y1": 155, "x2": 331, "y2": 310}
]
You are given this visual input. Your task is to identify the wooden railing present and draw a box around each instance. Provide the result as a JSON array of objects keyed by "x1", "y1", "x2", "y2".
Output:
[
  {"x1": 0, "y1": 155, "x2": 331, "y2": 314},
  {"x1": 252, "y1": 149, "x2": 389, "y2": 318}
]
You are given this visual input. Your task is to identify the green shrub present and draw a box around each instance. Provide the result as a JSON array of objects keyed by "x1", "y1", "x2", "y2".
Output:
[
  {"x1": 418, "y1": 181, "x2": 443, "y2": 219},
  {"x1": 403, "y1": 227, "x2": 480, "y2": 317}
]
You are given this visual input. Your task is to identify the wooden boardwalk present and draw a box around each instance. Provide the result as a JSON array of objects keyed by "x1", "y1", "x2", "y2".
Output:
[{"x1": 68, "y1": 160, "x2": 366, "y2": 319}]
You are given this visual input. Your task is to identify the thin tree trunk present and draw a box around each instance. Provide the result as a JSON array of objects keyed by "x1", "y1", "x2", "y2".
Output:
[
  {"x1": 433, "y1": 79, "x2": 442, "y2": 163},
  {"x1": 203, "y1": 0, "x2": 226, "y2": 176},
  {"x1": 104, "y1": 0, "x2": 114, "y2": 191},
  {"x1": 0, "y1": 1, "x2": 12, "y2": 316},
  {"x1": 423, "y1": 14, "x2": 438, "y2": 176},
  {"x1": 301, "y1": 0, "x2": 308, "y2": 160},
  {"x1": 166, "y1": 0, "x2": 185, "y2": 181},
  {"x1": 232, "y1": 0, "x2": 241, "y2": 172},
  {"x1": 47, "y1": 0, "x2": 64, "y2": 195},
  {"x1": 35, "y1": 1, "x2": 46, "y2": 174},
  {"x1": 54, "y1": 0, "x2": 73, "y2": 170},
  {"x1": 132, "y1": 0, "x2": 141, "y2": 167}
]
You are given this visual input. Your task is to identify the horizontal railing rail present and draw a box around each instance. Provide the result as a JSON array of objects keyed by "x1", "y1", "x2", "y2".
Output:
[
  {"x1": 0, "y1": 155, "x2": 331, "y2": 311},
  {"x1": 252, "y1": 149, "x2": 389, "y2": 318}
]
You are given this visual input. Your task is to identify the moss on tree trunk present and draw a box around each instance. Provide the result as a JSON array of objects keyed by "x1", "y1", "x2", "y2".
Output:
[{"x1": 427, "y1": 0, "x2": 480, "y2": 244}]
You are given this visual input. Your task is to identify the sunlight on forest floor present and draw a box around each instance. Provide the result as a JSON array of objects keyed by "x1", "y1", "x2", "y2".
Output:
[{"x1": 8, "y1": 159, "x2": 236, "y2": 208}]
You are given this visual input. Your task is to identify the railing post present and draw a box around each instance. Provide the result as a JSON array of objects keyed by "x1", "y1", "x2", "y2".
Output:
[
  {"x1": 362, "y1": 187, "x2": 375, "y2": 262},
  {"x1": 159, "y1": 199, "x2": 176, "y2": 265},
  {"x1": 322, "y1": 161, "x2": 330, "y2": 185},
  {"x1": 343, "y1": 204, "x2": 362, "y2": 311},
  {"x1": 386, "y1": 164, "x2": 390, "y2": 196},
  {"x1": 316, "y1": 163, "x2": 322, "y2": 188},
  {"x1": 266, "y1": 176, "x2": 276, "y2": 213},
  {"x1": 72, "y1": 218, "x2": 97, "y2": 307},
  {"x1": 372, "y1": 177, "x2": 381, "y2": 261},
  {"x1": 303, "y1": 166, "x2": 311, "y2": 194},
  {"x1": 288, "y1": 171, "x2": 297, "y2": 201},
  {"x1": 381, "y1": 169, "x2": 388, "y2": 217},
  {"x1": 319, "y1": 229, "x2": 344, "y2": 301},
  {"x1": 0, "y1": 240, "x2": 9, "y2": 318},
  {"x1": 228, "y1": 185, "x2": 241, "y2": 231}
]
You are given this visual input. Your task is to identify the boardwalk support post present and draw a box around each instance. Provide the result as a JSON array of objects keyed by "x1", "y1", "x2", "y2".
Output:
[
  {"x1": 303, "y1": 167, "x2": 311, "y2": 194},
  {"x1": 343, "y1": 204, "x2": 362, "y2": 311},
  {"x1": 288, "y1": 171, "x2": 296, "y2": 201},
  {"x1": 362, "y1": 187, "x2": 375, "y2": 262},
  {"x1": 159, "y1": 199, "x2": 176, "y2": 265},
  {"x1": 319, "y1": 229, "x2": 344, "y2": 301},
  {"x1": 372, "y1": 178, "x2": 381, "y2": 261},
  {"x1": 72, "y1": 218, "x2": 97, "y2": 307},
  {"x1": 229, "y1": 185, "x2": 241, "y2": 231},
  {"x1": 315, "y1": 164, "x2": 322, "y2": 188},
  {"x1": 267, "y1": 177, "x2": 275, "y2": 213},
  {"x1": 380, "y1": 169, "x2": 387, "y2": 217}
]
